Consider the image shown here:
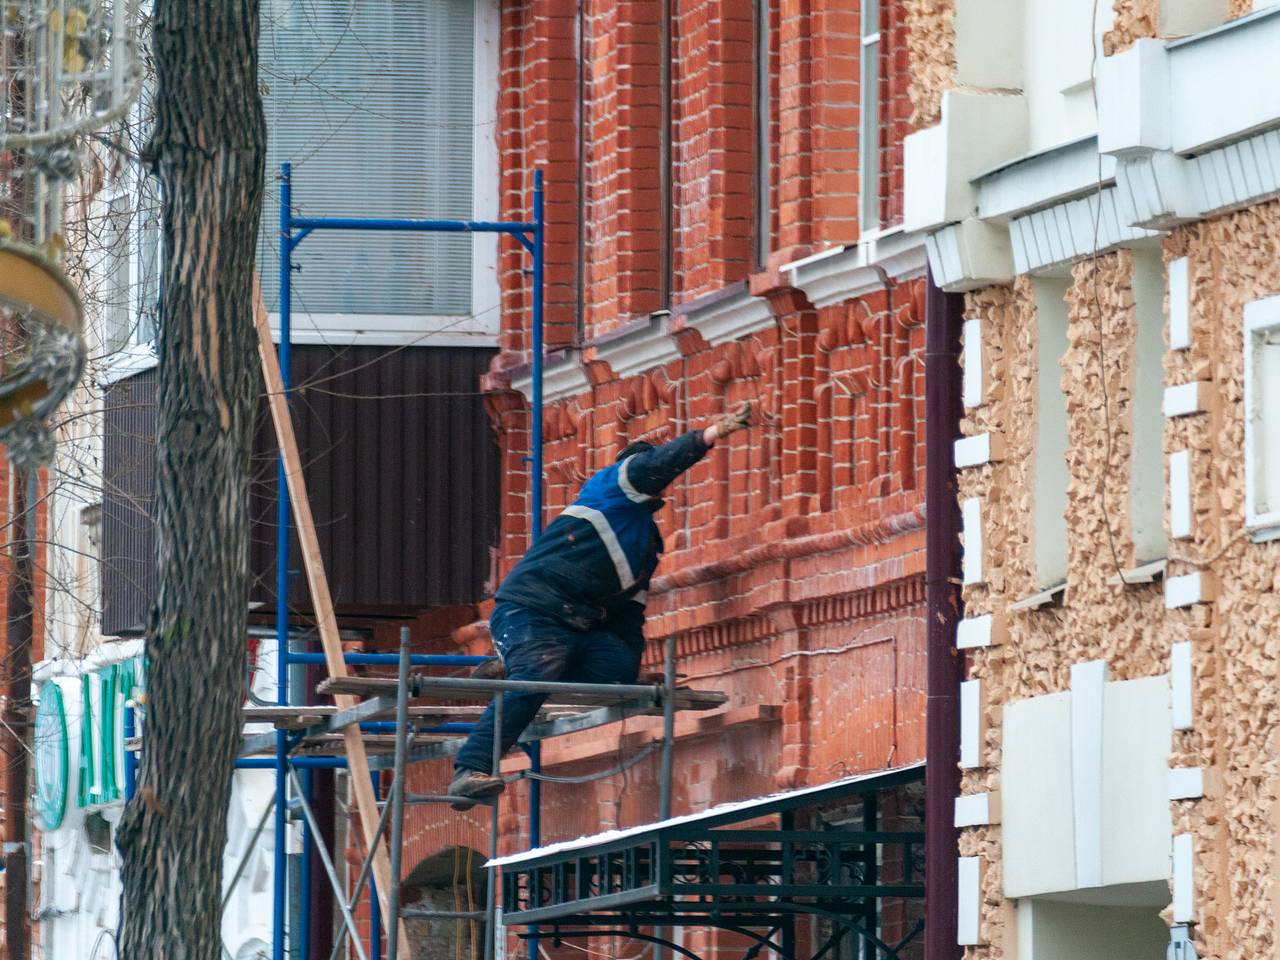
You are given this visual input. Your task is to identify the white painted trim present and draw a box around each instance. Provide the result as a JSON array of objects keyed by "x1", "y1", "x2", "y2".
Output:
[
  {"x1": 1008, "y1": 581, "x2": 1066, "y2": 612},
  {"x1": 1070, "y1": 659, "x2": 1109, "y2": 889},
  {"x1": 954, "y1": 432, "x2": 1004, "y2": 469},
  {"x1": 590, "y1": 314, "x2": 681, "y2": 381},
  {"x1": 1168, "y1": 767, "x2": 1205, "y2": 800},
  {"x1": 1106, "y1": 557, "x2": 1168, "y2": 586},
  {"x1": 1009, "y1": 187, "x2": 1161, "y2": 276},
  {"x1": 957, "y1": 613, "x2": 1006, "y2": 649},
  {"x1": 975, "y1": 136, "x2": 1118, "y2": 223},
  {"x1": 510, "y1": 351, "x2": 590, "y2": 403},
  {"x1": 1165, "y1": 571, "x2": 1214, "y2": 608},
  {"x1": 926, "y1": 219, "x2": 1016, "y2": 292},
  {"x1": 1172, "y1": 833, "x2": 1195, "y2": 922},
  {"x1": 678, "y1": 289, "x2": 773, "y2": 346},
  {"x1": 470, "y1": 0, "x2": 501, "y2": 335},
  {"x1": 1162, "y1": 381, "x2": 1212, "y2": 418},
  {"x1": 1171, "y1": 641, "x2": 1195, "y2": 730},
  {"x1": 97, "y1": 343, "x2": 160, "y2": 386},
  {"x1": 1169, "y1": 449, "x2": 1193, "y2": 540},
  {"x1": 782, "y1": 232, "x2": 929, "y2": 310},
  {"x1": 962, "y1": 497, "x2": 984, "y2": 586},
  {"x1": 957, "y1": 856, "x2": 983, "y2": 945},
  {"x1": 959, "y1": 679, "x2": 985, "y2": 769},
  {"x1": 955, "y1": 792, "x2": 999, "y2": 827},
  {"x1": 1244, "y1": 295, "x2": 1280, "y2": 539},
  {"x1": 266, "y1": 312, "x2": 500, "y2": 348},
  {"x1": 1168, "y1": 257, "x2": 1191, "y2": 349},
  {"x1": 962, "y1": 317, "x2": 986, "y2": 408}
]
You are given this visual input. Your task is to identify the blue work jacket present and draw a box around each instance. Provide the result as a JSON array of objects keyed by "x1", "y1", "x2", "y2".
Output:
[{"x1": 495, "y1": 430, "x2": 711, "y2": 641}]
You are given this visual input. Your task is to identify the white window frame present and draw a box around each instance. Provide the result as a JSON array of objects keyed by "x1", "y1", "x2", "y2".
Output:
[
  {"x1": 267, "y1": 0, "x2": 501, "y2": 348},
  {"x1": 1244, "y1": 295, "x2": 1280, "y2": 541},
  {"x1": 859, "y1": 0, "x2": 881, "y2": 233}
]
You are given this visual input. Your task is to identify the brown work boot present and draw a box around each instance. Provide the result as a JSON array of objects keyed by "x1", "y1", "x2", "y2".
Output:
[
  {"x1": 470, "y1": 657, "x2": 505, "y2": 681},
  {"x1": 448, "y1": 769, "x2": 505, "y2": 811}
]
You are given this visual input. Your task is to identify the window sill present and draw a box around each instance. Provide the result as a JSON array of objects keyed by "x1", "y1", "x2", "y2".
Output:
[
  {"x1": 1008, "y1": 581, "x2": 1066, "y2": 612},
  {"x1": 1107, "y1": 558, "x2": 1167, "y2": 587},
  {"x1": 1247, "y1": 520, "x2": 1280, "y2": 544}
]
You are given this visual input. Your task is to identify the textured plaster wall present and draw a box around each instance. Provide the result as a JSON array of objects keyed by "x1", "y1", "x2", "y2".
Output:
[
  {"x1": 1159, "y1": 201, "x2": 1280, "y2": 960},
  {"x1": 957, "y1": 203, "x2": 1280, "y2": 957},
  {"x1": 906, "y1": 0, "x2": 955, "y2": 128},
  {"x1": 956, "y1": 252, "x2": 1184, "y2": 958},
  {"x1": 1103, "y1": 0, "x2": 1161, "y2": 54}
]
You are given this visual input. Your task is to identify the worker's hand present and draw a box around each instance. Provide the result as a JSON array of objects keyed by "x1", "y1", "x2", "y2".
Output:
[{"x1": 703, "y1": 401, "x2": 752, "y2": 445}]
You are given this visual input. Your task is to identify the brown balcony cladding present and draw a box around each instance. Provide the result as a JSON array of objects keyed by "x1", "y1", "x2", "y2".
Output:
[{"x1": 101, "y1": 345, "x2": 501, "y2": 635}]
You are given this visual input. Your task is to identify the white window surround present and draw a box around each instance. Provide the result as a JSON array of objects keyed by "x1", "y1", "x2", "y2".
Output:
[
  {"x1": 1243, "y1": 295, "x2": 1280, "y2": 540},
  {"x1": 263, "y1": 0, "x2": 501, "y2": 347}
]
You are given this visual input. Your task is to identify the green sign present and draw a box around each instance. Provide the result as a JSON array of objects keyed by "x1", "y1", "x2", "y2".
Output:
[
  {"x1": 34, "y1": 656, "x2": 144, "y2": 830},
  {"x1": 78, "y1": 659, "x2": 141, "y2": 809},
  {"x1": 34, "y1": 683, "x2": 68, "y2": 830}
]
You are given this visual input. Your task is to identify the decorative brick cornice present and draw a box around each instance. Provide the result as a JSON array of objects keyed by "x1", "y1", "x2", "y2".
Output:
[{"x1": 653, "y1": 505, "x2": 926, "y2": 593}]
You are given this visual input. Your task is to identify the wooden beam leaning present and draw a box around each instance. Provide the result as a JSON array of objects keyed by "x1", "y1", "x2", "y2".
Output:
[{"x1": 253, "y1": 281, "x2": 413, "y2": 959}]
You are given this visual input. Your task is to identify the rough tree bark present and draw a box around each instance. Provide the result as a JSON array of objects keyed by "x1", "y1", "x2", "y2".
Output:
[
  {"x1": 3, "y1": 466, "x2": 34, "y2": 960},
  {"x1": 115, "y1": 1, "x2": 265, "y2": 957}
]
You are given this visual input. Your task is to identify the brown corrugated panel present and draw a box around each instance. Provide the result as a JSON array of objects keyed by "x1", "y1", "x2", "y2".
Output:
[
  {"x1": 100, "y1": 346, "x2": 500, "y2": 629},
  {"x1": 102, "y1": 368, "x2": 159, "y2": 635},
  {"x1": 248, "y1": 344, "x2": 502, "y2": 614}
]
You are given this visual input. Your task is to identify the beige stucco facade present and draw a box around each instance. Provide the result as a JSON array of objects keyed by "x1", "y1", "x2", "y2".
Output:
[{"x1": 906, "y1": 1, "x2": 1280, "y2": 957}]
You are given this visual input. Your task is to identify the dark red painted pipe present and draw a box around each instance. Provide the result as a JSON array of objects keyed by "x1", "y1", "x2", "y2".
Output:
[{"x1": 924, "y1": 269, "x2": 965, "y2": 960}]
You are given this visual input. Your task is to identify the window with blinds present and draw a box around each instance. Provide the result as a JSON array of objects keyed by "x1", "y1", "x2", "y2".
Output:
[{"x1": 257, "y1": 0, "x2": 476, "y2": 318}]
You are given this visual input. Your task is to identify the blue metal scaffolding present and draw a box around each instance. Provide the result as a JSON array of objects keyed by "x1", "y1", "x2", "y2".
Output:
[{"x1": 238, "y1": 162, "x2": 546, "y2": 960}]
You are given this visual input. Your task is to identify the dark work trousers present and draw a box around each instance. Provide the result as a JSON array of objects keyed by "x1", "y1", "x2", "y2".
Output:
[{"x1": 454, "y1": 601, "x2": 643, "y2": 774}]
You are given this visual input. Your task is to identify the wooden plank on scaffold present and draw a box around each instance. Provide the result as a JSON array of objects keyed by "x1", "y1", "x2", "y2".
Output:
[{"x1": 253, "y1": 280, "x2": 413, "y2": 959}]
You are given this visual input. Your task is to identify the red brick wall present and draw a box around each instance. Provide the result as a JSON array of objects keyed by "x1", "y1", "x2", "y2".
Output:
[{"x1": 392, "y1": 3, "x2": 926, "y2": 955}]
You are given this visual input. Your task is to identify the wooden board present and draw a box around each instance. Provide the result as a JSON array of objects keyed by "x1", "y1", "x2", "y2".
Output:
[{"x1": 254, "y1": 282, "x2": 412, "y2": 959}]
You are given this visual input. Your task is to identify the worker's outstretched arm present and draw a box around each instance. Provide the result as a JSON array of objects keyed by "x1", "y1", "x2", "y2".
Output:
[{"x1": 622, "y1": 402, "x2": 753, "y2": 498}]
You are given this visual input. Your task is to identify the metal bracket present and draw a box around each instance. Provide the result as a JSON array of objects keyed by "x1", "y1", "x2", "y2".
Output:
[{"x1": 1168, "y1": 923, "x2": 1198, "y2": 960}]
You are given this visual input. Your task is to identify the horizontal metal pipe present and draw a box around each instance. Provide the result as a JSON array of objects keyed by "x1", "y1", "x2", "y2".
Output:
[
  {"x1": 290, "y1": 216, "x2": 537, "y2": 234},
  {"x1": 377, "y1": 794, "x2": 496, "y2": 807},
  {"x1": 414, "y1": 676, "x2": 661, "y2": 700},
  {"x1": 236, "y1": 757, "x2": 348, "y2": 770},
  {"x1": 400, "y1": 909, "x2": 487, "y2": 921},
  {"x1": 284, "y1": 652, "x2": 490, "y2": 667},
  {"x1": 359, "y1": 722, "x2": 475, "y2": 734}
]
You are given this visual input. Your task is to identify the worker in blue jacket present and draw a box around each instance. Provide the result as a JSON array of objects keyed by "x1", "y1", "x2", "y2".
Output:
[{"x1": 448, "y1": 402, "x2": 753, "y2": 807}]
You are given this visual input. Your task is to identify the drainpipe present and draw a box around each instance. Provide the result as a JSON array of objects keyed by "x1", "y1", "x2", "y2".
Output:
[{"x1": 924, "y1": 269, "x2": 964, "y2": 960}]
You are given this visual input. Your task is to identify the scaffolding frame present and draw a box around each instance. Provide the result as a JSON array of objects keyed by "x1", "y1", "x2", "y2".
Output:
[{"x1": 226, "y1": 163, "x2": 721, "y2": 960}]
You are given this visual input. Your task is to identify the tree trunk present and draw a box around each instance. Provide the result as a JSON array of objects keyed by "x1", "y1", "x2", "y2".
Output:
[
  {"x1": 3, "y1": 466, "x2": 34, "y2": 960},
  {"x1": 115, "y1": 0, "x2": 265, "y2": 957}
]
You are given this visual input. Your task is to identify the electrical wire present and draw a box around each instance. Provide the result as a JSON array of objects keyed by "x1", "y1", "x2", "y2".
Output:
[{"x1": 519, "y1": 741, "x2": 660, "y2": 784}]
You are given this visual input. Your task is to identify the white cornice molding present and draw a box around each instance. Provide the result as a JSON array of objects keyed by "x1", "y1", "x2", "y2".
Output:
[
  {"x1": 784, "y1": 230, "x2": 929, "y2": 309},
  {"x1": 589, "y1": 313, "x2": 681, "y2": 381},
  {"x1": 1009, "y1": 186, "x2": 1161, "y2": 276},
  {"x1": 509, "y1": 349, "x2": 589, "y2": 403},
  {"x1": 921, "y1": 9, "x2": 1280, "y2": 290},
  {"x1": 678, "y1": 288, "x2": 774, "y2": 345}
]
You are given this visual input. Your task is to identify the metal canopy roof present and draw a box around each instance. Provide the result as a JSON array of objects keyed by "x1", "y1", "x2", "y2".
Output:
[{"x1": 495, "y1": 762, "x2": 927, "y2": 960}]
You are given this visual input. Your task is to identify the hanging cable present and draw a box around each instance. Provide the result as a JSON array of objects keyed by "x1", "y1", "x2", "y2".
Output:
[{"x1": 519, "y1": 741, "x2": 660, "y2": 784}]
